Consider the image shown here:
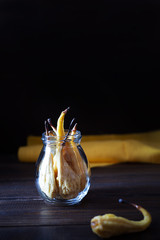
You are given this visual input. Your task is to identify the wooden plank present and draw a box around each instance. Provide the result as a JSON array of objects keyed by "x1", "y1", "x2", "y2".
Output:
[
  {"x1": 0, "y1": 195, "x2": 159, "y2": 227},
  {"x1": 0, "y1": 224, "x2": 158, "y2": 240}
]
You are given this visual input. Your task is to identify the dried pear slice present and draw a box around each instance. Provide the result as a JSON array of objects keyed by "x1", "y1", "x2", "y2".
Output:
[
  {"x1": 55, "y1": 145, "x2": 80, "y2": 199},
  {"x1": 57, "y1": 107, "x2": 69, "y2": 140},
  {"x1": 91, "y1": 199, "x2": 152, "y2": 238},
  {"x1": 39, "y1": 147, "x2": 58, "y2": 199},
  {"x1": 70, "y1": 124, "x2": 87, "y2": 191},
  {"x1": 62, "y1": 143, "x2": 81, "y2": 175},
  {"x1": 53, "y1": 108, "x2": 81, "y2": 199},
  {"x1": 53, "y1": 108, "x2": 69, "y2": 173}
]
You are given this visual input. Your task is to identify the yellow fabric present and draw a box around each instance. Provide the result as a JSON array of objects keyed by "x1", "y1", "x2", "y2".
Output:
[{"x1": 18, "y1": 130, "x2": 160, "y2": 167}]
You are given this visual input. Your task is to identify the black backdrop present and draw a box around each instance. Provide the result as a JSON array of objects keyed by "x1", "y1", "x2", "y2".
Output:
[{"x1": 1, "y1": 0, "x2": 160, "y2": 156}]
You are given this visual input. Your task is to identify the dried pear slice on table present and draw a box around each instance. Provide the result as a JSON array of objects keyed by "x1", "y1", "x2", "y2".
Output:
[{"x1": 91, "y1": 199, "x2": 152, "y2": 238}]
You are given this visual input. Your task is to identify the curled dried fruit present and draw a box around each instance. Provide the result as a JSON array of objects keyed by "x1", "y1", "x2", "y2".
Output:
[{"x1": 91, "y1": 199, "x2": 152, "y2": 238}]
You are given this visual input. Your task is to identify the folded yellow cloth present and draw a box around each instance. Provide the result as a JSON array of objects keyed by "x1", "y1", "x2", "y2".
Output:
[{"x1": 18, "y1": 130, "x2": 160, "y2": 167}]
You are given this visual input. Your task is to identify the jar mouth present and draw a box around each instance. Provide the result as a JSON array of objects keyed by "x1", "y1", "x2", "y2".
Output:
[{"x1": 42, "y1": 130, "x2": 82, "y2": 144}]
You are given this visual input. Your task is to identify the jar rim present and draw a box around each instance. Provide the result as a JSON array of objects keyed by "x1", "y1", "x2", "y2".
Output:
[{"x1": 41, "y1": 130, "x2": 82, "y2": 143}]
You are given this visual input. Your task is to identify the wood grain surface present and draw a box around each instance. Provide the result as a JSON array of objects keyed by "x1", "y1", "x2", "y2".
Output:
[{"x1": 0, "y1": 157, "x2": 160, "y2": 240}]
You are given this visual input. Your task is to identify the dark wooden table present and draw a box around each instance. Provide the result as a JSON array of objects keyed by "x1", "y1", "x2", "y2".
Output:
[{"x1": 0, "y1": 156, "x2": 160, "y2": 240}]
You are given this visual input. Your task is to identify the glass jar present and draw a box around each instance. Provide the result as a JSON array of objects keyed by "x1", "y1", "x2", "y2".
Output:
[{"x1": 35, "y1": 130, "x2": 91, "y2": 206}]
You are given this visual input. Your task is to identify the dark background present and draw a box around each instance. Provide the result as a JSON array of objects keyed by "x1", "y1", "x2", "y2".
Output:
[{"x1": 1, "y1": 0, "x2": 160, "y2": 157}]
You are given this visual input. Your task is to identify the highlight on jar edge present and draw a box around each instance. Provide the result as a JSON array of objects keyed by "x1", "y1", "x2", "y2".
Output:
[{"x1": 35, "y1": 107, "x2": 91, "y2": 204}]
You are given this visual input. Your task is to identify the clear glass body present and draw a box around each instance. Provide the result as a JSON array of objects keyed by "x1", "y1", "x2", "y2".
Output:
[{"x1": 35, "y1": 130, "x2": 91, "y2": 206}]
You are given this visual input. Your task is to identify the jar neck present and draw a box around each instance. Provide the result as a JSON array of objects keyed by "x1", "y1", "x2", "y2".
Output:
[{"x1": 41, "y1": 130, "x2": 82, "y2": 146}]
